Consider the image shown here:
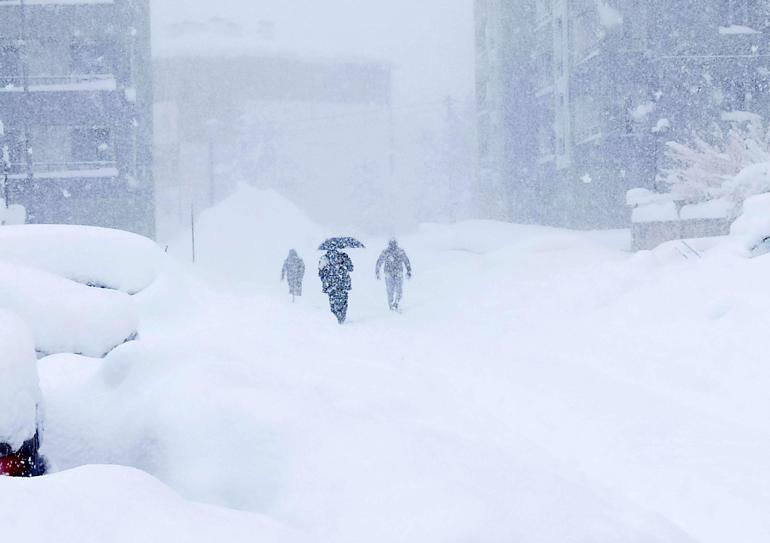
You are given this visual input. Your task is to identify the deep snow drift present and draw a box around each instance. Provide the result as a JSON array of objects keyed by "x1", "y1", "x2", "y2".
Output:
[
  {"x1": 0, "y1": 465, "x2": 298, "y2": 543},
  {"x1": 3, "y1": 186, "x2": 770, "y2": 542}
]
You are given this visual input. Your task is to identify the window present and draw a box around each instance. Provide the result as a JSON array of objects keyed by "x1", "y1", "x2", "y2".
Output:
[
  {"x1": 0, "y1": 44, "x2": 21, "y2": 86},
  {"x1": 71, "y1": 127, "x2": 113, "y2": 162},
  {"x1": 70, "y1": 40, "x2": 110, "y2": 75},
  {"x1": 26, "y1": 125, "x2": 113, "y2": 167},
  {"x1": 1, "y1": 125, "x2": 27, "y2": 169},
  {"x1": 537, "y1": 97, "x2": 555, "y2": 159},
  {"x1": 534, "y1": 30, "x2": 553, "y2": 89},
  {"x1": 572, "y1": 11, "x2": 601, "y2": 60},
  {"x1": 622, "y1": 12, "x2": 648, "y2": 50},
  {"x1": 537, "y1": 124, "x2": 555, "y2": 159},
  {"x1": 573, "y1": 94, "x2": 601, "y2": 143},
  {"x1": 536, "y1": 0, "x2": 552, "y2": 24},
  {"x1": 29, "y1": 126, "x2": 69, "y2": 165},
  {"x1": 723, "y1": 0, "x2": 755, "y2": 26},
  {"x1": 25, "y1": 38, "x2": 69, "y2": 79}
]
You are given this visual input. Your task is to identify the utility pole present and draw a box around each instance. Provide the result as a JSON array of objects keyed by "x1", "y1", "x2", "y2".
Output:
[
  {"x1": 208, "y1": 136, "x2": 215, "y2": 206},
  {"x1": 190, "y1": 204, "x2": 196, "y2": 263},
  {"x1": 19, "y1": 0, "x2": 33, "y2": 180},
  {"x1": 2, "y1": 150, "x2": 9, "y2": 224},
  {"x1": 387, "y1": 74, "x2": 395, "y2": 177}
]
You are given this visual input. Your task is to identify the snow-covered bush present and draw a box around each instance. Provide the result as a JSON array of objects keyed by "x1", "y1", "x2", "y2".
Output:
[
  {"x1": 730, "y1": 192, "x2": 770, "y2": 255},
  {"x1": 660, "y1": 118, "x2": 770, "y2": 204},
  {"x1": 0, "y1": 310, "x2": 41, "y2": 450}
]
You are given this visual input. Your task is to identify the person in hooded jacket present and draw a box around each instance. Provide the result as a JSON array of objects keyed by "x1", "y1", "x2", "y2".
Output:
[
  {"x1": 376, "y1": 238, "x2": 412, "y2": 311},
  {"x1": 319, "y1": 248, "x2": 354, "y2": 324},
  {"x1": 281, "y1": 249, "x2": 305, "y2": 301}
]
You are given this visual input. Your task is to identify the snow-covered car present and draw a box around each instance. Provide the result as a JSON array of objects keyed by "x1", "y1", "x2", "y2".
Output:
[
  {"x1": 0, "y1": 432, "x2": 46, "y2": 478},
  {"x1": 0, "y1": 311, "x2": 46, "y2": 477}
]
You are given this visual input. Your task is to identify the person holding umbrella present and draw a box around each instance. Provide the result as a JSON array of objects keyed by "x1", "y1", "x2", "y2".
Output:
[{"x1": 318, "y1": 237, "x2": 364, "y2": 324}]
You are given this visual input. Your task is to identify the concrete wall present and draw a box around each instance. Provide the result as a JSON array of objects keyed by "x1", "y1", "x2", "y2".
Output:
[{"x1": 631, "y1": 218, "x2": 731, "y2": 251}]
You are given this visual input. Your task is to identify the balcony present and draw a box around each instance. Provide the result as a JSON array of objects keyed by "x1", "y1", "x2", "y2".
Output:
[
  {"x1": 0, "y1": 1, "x2": 115, "y2": 5},
  {"x1": 0, "y1": 74, "x2": 116, "y2": 92},
  {"x1": 4, "y1": 161, "x2": 118, "y2": 180}
]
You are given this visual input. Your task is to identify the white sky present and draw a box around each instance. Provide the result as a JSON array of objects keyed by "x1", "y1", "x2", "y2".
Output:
[{"x1": 151, "y1": 0, "x2": 476, "y2": 104}]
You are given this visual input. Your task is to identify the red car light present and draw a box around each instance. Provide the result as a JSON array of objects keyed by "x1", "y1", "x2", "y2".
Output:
[{"x1": 0, "y1": 451, "x2": 34, "y2": 477}]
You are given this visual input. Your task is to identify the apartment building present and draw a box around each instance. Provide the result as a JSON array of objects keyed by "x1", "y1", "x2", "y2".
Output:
[
  {"x1": 0, "y1": 0, "x2": 154, "y2": 236},
  {"x1": 476, "y1": 0, "x2": 770, "y2": 227}
]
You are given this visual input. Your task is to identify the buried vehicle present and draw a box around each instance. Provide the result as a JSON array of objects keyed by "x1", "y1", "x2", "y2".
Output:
[
  {"x1": 0, "y1": 311, "x2": 47, "y2": 477},
  {"x1": 0, "y1": 432, "x2": 46, "y2": 477}
]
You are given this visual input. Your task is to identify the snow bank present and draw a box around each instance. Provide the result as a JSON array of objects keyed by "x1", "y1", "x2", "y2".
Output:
[
  {"x1": 0, "y1": 262, "x2": 138, "y2": 357},
  {"x1": 723, "y1": 162, "x2": 770, "y2": 203},
  {"x1": 0, "y1": 225, "x2": 163, "y2": 294},
  {"x1": 415, "y1": 220, "x2": 561, "y2": 254},
  {"x1": 0, "y1": 311, "x2": 40, "y2": 450},
  {"x1": 170, "y1": 185, "x2": 324, "y2": 287},
  {"x1": 632, "y1": 201, "x2": 679, "y2": 223},
  {"x1": 679, "y1": 198, "x2": 733, "y2": 220},
  {"x1": 0, "y1": 204, "x2": 26, "y2": 226},
  {"x1": 0, "y1": 465, "x2": 302, "y2": 543},
  {"x1": 730, "y1": 192, "x2": 770, "y2": 255}
]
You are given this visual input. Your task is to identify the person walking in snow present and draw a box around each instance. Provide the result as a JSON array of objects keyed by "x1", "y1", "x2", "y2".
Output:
[
  {"x1": 281, "y1": 249, "x2": 305, "y2": 302},
  {"x1": 376, "y1": 238, "x2": 412, "y2": 311},
  {"x1": 319, "y1": 248, "x2": 354, "y2": 324}
]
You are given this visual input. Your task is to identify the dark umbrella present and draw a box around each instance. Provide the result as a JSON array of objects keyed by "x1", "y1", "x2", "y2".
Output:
[{"x1": 318, "y1": 237, "x2": 366, "y2": 250}]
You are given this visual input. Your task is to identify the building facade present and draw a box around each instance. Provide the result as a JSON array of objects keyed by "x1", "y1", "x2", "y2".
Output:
[
  {"x1": 476, "y1": 0, "x2": 770, "y2": 228},
  {"x1": 0, "y1": 0, "x2": 154, "y2": 237},
  {"x1": 152, "y1": 25, "x2": 394, "y2": 239}
]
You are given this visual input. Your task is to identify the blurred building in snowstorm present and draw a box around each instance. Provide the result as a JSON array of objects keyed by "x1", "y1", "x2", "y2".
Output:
[
  {"x1": 151, "y1": 17, "x2": 393, "y2": 240},
  {"x1": 0, "y1": 0, "x2": 154, "y2": 237},
  {"x1": 476, "y1": 0, "x2": 770, "y2": 228}
]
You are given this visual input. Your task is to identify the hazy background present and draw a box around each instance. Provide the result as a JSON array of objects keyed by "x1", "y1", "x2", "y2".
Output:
[
  {"x1": 151, "y1": 0, "x2": 476, "y2": 105},
  {"x1": 150, "y1": 0, "x2": 478, "y2": 236}
]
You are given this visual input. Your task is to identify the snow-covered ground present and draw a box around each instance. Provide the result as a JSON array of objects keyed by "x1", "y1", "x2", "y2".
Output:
[{"x1": 3, "y1": 186, "x2": 770, "y2": 541}]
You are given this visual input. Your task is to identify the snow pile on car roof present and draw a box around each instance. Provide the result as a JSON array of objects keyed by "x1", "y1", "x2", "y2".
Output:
[
  {"x1": 0, "y1": 225, "x2": 163, "y2": 294},
  {"x1": 0, "y1": 261, "x2": 138, "y2": 358},
  {"x1": 0, "y1": 310, "x2": 40, "y2": 450},
  {"x1": 0, "y1": 465, "x2": 302, "y2": 543}
]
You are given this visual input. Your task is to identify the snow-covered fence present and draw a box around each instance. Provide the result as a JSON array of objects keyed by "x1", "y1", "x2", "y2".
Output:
[
  {"x1": 627, "y1": 188, "x2": 732, "y2": 251},
  {"x1": 631, "y1": 218, "x2": 731, "y2": 251}
]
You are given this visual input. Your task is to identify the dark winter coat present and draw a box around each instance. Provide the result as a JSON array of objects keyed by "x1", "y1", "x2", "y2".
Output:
[{"x1": 319, "y1": 249, "x2": 354, "y2": 294}]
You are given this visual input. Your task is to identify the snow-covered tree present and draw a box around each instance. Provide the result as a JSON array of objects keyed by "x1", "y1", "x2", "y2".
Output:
[{"x1": 659, "y1": 117, "x2": 770, "y2": 204}]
